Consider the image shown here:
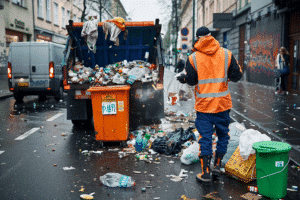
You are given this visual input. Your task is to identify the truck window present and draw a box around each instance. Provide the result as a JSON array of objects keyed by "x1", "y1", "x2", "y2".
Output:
[{"x1": 53, "y1": 46, "x2": 63, "y2": 64}]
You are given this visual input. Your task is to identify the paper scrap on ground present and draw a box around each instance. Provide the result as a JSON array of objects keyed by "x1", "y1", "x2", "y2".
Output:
[{"x1": 63, "y1": 166, "x2": 76, "y2": 170}]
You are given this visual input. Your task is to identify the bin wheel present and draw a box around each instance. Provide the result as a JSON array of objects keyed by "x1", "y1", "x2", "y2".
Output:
[
  {"x1": 120, "y1": 141, "x2": 127, "y2": 148},
  {"x1": 98, "y1": 141, "x2": 104, "y2": 148}
]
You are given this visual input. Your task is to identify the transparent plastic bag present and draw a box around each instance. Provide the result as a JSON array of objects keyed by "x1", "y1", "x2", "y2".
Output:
[
  {"x1": 239, "y1": 129, "x2": 271, "y2": 160},
  {"x1": 166, "y1": 70, "x2": 194, "y2": 105},
  {"x1": 222, "y1": 122, "x2": 246, "y2": 164},
  {"x1": 180, "y1": 142, "x2": 200, "y2": 165}
]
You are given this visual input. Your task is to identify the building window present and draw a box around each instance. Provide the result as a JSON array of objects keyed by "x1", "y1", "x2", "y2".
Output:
[
  {"x1": 239, "y1": 0, "x2": 241, "y2": 10},
  {"x1": 37, "y1": 0, "x2": 44, "y2": 19},
  {"x1": 223, "y1": 32, "x2": 228, "y2": 48},
  {"x1": 62, "y1": 7, "x2": 66, "y2": 28},
  {"x1": 67, "y1": 10, "x2": 70, "y2": 25},
  {"x1": 209, "y1": 2, "x2": 214, "y2": 23},
  {"x1": 53, "y1": 2, "x2": 59, "y2": 25},
  {"x1": 46, "y1": 0, "x2": 51, "y2": 22},
  {"x1": 12, "y1": 0, "x2": 25, "y2": 7}
]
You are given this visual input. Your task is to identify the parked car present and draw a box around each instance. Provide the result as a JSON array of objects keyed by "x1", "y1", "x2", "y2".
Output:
[{"x1": 7, "y1": 42, "x2": 65, "y2": 102}]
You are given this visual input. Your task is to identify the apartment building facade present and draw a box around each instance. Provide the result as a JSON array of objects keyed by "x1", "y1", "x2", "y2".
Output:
[
  {"x1": 176, "y1": 0, "x2": 300, "y2": 91},
  {"x1": 0, "y1": 0, "x2": 35, "y2": 74},
  {"x1": 33, "y1": 0, "x2": 83, "y2": 44}
]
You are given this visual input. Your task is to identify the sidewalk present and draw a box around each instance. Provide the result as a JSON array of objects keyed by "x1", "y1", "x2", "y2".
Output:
[
  {"x1": 229, "y1": 81, "x2": 300, "y2": 167},
  {"x1": 164, "y1": 68, "x2": 300, "y2": 167},
  {"x1": 0, "y1": 75, "x2": 13, "y2": 100}
]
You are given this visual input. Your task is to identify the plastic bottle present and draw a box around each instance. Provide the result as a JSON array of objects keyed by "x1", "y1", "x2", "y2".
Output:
[
  {"x1": 135, "y1": 133, "x2": 143, "y2": 152},
  {"x1": 100, "y1": 173, "x2": 135, "y2": 188},
  {"x1": 33, "y1": 103, "x2": 36, "y2": 109},
  {"x1": 142, "y1": 134, "x2": 151, "y2": 149},
  {"x1": 136, "y1": 154, "x2": 148, "y2": 160}
]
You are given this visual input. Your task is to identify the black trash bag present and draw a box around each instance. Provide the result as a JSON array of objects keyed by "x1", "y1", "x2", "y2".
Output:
[
  {"x1": 152, "y1": 126, "x2": 196, "y2": 155},
  {"x1": 152, "y1": 136, "x2": 168, "y2": 154},
  {"x1": 181, "y1": 126, "x2": 196, "y2": 142}
]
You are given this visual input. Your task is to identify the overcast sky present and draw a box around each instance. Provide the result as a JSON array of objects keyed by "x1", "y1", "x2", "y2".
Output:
[{"x1": 120, "y1": 0, "x2": 172, "y2": 35}]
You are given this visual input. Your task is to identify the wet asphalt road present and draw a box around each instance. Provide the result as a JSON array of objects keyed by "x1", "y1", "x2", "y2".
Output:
[{"x1": 0, "y1": 68, "x2": 299, "y2": 199}]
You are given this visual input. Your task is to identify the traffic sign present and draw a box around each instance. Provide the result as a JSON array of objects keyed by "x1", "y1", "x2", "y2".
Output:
[
  {"x1": 182, "y1": 44, "x2": 187, "y2": 50},
  {"x1": 181, "y1": 28, "x2": 189, "y2": 36}
]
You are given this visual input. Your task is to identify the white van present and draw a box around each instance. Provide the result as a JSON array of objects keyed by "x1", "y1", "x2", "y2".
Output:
[{"x1": 7, "y1": 42, "x2": 65, "y2": 102}]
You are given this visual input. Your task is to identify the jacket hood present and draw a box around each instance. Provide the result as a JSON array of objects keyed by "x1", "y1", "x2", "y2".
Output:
[{"x1": 193, "y1": 35, "x2": 220, "y2": 55}]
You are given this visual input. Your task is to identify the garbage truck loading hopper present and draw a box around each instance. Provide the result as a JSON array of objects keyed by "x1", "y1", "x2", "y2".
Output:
[{"x1": 63, "y1": 19, "x2": 165, "y2": 130}]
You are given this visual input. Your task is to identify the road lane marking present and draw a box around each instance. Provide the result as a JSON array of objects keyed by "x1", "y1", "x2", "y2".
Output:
[
  {"x1": 46, "y1": 113, "x2": 64, "y2": 122},
  {"x1": 15, "y1": 128, "x2": 40, "y2": 140},
  {"x1": 0, "y1": 151, "x2": 4, "y2": 155}
]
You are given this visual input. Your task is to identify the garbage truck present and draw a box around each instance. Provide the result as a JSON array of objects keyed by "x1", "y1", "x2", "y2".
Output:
[{"x1": 63, "y1": 19, "x2": 165, "y2": 131}]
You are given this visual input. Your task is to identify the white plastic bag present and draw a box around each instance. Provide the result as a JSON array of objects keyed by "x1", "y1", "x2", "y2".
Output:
[
  {"x1": 180, "y1": 142, "x2": 200, "y2": 165},
  {"x1": 166, "y1": 70, "x2": 194, "y2": 105},
  {"x1": 222, "y1": 122, "x2": 246, "y2": 164},
  {"x1": 239, "y1": 129, "x2": 271, "y2": 160}
]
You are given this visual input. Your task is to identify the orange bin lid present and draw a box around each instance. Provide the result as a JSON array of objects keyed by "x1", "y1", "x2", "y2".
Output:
[
  {"x1": 72, "y1": 21, "x2": 155, "y2": 27},
  {"x1": 87, "y1": 85, "x2": 130, "y2": 92}
]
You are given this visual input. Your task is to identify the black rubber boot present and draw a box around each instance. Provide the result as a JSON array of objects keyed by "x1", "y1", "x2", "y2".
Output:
[
  {"x1": 212, "y1": 152, "x2": 225, "y2": 177},
  {"x1": 196, "y1": 155, "x2": 212, "y2": 182}
]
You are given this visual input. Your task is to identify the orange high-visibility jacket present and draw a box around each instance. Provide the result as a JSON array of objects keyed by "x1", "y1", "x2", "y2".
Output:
[{"x1": 188, "y1": 35, "x2": 232, "y2": 113}]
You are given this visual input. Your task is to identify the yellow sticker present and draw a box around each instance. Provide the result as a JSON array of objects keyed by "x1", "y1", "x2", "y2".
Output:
[{"x1": 118, "y1": 101, "x2": 124, "y2": 112}]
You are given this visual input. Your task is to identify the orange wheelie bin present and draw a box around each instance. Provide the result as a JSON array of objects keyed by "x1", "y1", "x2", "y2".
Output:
[{"x1": 87, "y1": 85, "x2": 130, "y2": 146}]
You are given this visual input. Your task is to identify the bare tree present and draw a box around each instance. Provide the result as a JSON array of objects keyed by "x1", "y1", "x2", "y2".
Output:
[
  {"x1": 82, "y1": 0, "x2": 108, "y2": 22},
  {"x1": 81, "y1": 0, "x2": 88, "y2": 22}
]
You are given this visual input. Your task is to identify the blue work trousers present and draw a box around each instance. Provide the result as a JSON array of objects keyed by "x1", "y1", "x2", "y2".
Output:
[{"x1": 195, "y1": 110, "x2": 231, "y2": 156}]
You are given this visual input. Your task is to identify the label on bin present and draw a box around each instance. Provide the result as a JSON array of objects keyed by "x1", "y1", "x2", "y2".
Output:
[
  {"x1": 102, "y1": 94, "x2": 117, "y2": 115},
  {"x1": 275, "y1": 161, "x2": 284, "y2": 167},
  {"x1": 118, "y1": 101, "x2": 124, "y2": 112}
]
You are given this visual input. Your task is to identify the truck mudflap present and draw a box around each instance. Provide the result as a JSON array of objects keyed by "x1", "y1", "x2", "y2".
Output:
[{"x1": 66, "y1": 90, "x2": 92, "y2": 121}]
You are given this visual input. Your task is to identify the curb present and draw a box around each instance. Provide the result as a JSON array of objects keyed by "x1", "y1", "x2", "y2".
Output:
[{"x1": 0, "y1": 94, "x2": 13, "y2": 100}]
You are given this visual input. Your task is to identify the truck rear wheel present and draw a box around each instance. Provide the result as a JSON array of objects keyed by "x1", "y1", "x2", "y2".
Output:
[
  {"x1": 54, "y1": 86, "x2": 64, "y2": 101},
  {"x1": 71, "y1": 119, "x2": 93, "y2": 129},
  {"x1": 14, "y1": 93, "x2": 24, "y2": 103}
]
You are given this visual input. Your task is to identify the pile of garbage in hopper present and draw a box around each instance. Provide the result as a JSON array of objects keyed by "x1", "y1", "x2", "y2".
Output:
[{"x1": 68, "y1": 59, "x2": 159, "y2": 86}]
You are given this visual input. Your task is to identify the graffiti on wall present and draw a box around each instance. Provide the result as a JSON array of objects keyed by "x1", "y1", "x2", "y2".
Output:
[
  {"x1": 247, "y1": 29, "x2": 280, "y2": 76},
  {"x1": 0, "y1": 36, "x2": 7, "y2": 67}
]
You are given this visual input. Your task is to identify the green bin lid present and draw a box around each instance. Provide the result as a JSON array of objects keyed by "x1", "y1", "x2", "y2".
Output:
[{"x1": 253, "y1": 141, "x2": 291, "y2": 153}]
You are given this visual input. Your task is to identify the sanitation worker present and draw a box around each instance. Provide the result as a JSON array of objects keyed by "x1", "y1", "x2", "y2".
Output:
[{"x1": 177, "y1": 27, "x2": 243, "y2": 183}]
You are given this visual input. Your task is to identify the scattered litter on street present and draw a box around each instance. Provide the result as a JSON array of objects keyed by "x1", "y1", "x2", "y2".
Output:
[
  {"x1": 108, "y1": 148, "x2": 119, "y2": 151},
  {"x1": 240, "y1": 192, "x2": 262, "y2": 200},
  {"x1": 179, "y1": 195, "x2": 196, "y2": 200},
  {"x1": 133, "y1": 171, "x2": 141, "y2": 174},
  {"x1": 92, "y1": 151, "x2": 103, "y2": 155},
  {"x1": 100, "y1": 173, "x2": 135, "y2": 187},
  {"x1": 80, "y1": 192, "x2": 95, "y2": 199},
  {"x1": 292, "y1": 185, "x2": 298, "y2": 191},
  {"x1": 63, "y1": 166, "x2": 76, "y2": 170},
  {"x1": 203, "y1": 191, "x2": 222, "y2": 200}
]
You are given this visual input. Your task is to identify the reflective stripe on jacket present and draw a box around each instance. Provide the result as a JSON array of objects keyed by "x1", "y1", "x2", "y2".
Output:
[{"x1": 188, "y1": 47, "x2": 232, "y2": 113}]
